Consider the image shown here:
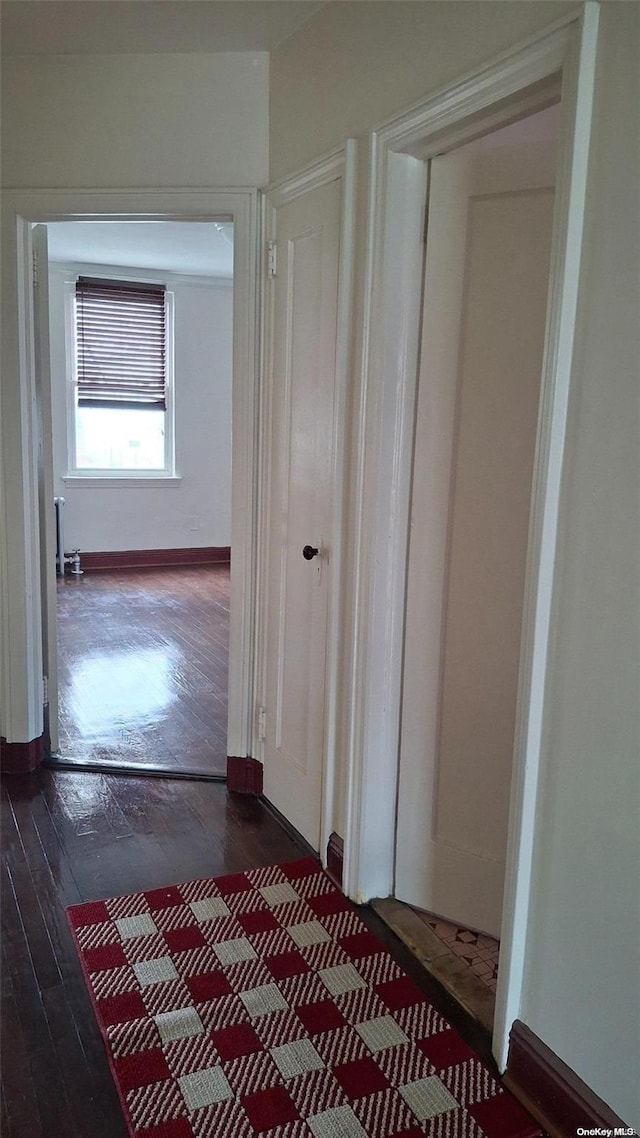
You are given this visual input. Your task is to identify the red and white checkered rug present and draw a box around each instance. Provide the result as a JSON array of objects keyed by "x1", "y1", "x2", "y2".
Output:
[{"x1": 67, "y1": 857, "x2": 540, "y2": 1138}]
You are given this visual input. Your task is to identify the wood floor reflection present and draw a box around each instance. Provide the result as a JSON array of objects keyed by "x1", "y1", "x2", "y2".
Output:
[{"x1": 56, "y1": 565, "x2": 229, "y2": 776}]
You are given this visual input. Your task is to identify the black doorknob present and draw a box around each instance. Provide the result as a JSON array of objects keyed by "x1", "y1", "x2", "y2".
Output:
[{"x1": 302, "y1": 545, "x2": 319, "y2": 561}]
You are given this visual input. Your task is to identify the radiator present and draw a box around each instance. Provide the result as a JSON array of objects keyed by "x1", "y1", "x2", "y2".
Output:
[
  {"x1": 54, "y1": 497, "x2": 83, "y2": 576},
  {"x1": 54, "y1": 495, "x2": 65, "y2": 576}
]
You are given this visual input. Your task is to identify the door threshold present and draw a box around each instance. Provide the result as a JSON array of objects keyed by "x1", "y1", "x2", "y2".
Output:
[
  {"x1": 370, "y1": 897, "x2": 495, "y2": 1035},
  {"x1": 44, "y1": 755, "x2": 227, "y2": 782}
]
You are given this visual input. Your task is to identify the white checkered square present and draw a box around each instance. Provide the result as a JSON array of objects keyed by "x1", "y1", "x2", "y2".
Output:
[
  {"x1": 115, "y1": 913, "x2": 158, "y2": 941},
  {"x1": 179, "y1": 1065, "x2": 232, "y2": 1111},
  {"x1": 287, "y1": 921, "x2": 331, "y2": 949},
  {"x1": 318, "y1": 963, "x2": 366, "y2": 998},
  {"x1": 355, "y1": 1014, "x2": 409, "y2": 1054},
  {"x1": 190, "y1": 897, "x2": 232, "y2": 923},
  {"x1": 398, "y1": 1075, "x2": 459, "y2": 1121},
  {"x1": 308, "y1": 1103, "x2": 368, "y2": 1137},
  {"x1": 239, "y1": 983, "x2": 289, "y2": 1019},
  {"x1": 133, "y1": 956, "x2": 179, "y2": 988},
  {"x1": 211, "y1": 937, "x2": 257, "y2": 966},
  {"x1": 259, "y1": 882, "x2": 301, "y2": 908},
  {"x1": 155, "y1": 1005, "x2": 205, "y2": 1044},
  {"x1": 271, "y1": 1039, "x2": 325, "y2": 1080}
]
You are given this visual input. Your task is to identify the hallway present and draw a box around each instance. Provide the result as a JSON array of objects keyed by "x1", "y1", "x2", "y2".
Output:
[{"x1": 0, "y1": 769, "x2": 496, "y2": 1137}]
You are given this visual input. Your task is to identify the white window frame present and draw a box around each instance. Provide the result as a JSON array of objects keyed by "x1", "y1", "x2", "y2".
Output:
[{"x1": 64, "y1": 275, "x2": 177, "y2": 482}]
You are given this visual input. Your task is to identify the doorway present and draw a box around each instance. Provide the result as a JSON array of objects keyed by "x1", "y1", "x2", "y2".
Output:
[
  {"x1": 375, "y1": 106, "x2": 559, "y2": 1030},
  {"x1": 2, "y1": 186, "x2": 259, "y2": 784},
  {"x1": 43, "y1": 220, "x2": 233, "y2": 778}
]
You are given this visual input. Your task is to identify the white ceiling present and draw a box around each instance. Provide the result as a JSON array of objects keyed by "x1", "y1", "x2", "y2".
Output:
[
  {"x1": 45, "y1": 221, "x2": 234, "y2": 278},
  {"x1": 1, "y1": 1, "x2": 326, "y2": 55}
]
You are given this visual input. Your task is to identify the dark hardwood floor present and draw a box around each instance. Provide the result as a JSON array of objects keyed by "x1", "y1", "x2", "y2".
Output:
[
  {"x1": 55, "y1": 565, "x2": 229, "y2": 776},
  {"x1": 1, "y1": 768, "x2": 498, "y2": 1138}
]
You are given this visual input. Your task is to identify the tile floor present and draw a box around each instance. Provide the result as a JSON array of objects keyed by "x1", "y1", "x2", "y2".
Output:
[{"x1": 411, "y1": 911, "x2": 500, "y2": 991}]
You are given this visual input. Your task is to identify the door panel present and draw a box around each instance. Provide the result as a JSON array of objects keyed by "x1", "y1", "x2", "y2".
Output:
[
  {"x1": 263, "y1": 178, "x2": 342, "y2": 849},
  {"x1": 32, "y1": 224, "x2": 59, "y2": 754},
  {"x1": 396, "y1": 143, "x2": 556, "y2": 936}
]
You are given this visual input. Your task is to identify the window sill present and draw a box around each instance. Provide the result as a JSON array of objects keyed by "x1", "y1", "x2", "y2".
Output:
[{"x1": 63, "y1": 475, "x2": 182, "y2": 489}]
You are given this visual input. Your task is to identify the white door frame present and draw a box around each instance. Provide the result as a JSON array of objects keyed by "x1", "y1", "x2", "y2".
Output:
[
  {"x1": 342, "y1": 5, "x2": 600, "y2": 1070},
  {"x1": 257, "y1": 143, "x2": 357, "y2": 859},
  {"x1": 0, "y1": 187, "x2": 258, "y2": 761}
]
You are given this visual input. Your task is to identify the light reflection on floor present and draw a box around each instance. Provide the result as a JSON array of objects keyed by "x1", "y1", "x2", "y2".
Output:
[{"x1": 68, "y1": 647, "x2": 178, "y2": 736}]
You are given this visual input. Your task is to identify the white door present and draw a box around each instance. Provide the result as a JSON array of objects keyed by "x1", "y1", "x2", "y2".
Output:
[
  {"x1": 32, "y1": 224, "x2": 59, "y2": 754},
  {"x1": 396, "y1": 142, "x2": 556, "y2": 936},
  {"x1": 262, "y1": 177, "x2": 342, "y2": 850}
]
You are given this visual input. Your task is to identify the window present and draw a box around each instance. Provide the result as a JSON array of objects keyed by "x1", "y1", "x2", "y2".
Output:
[{"x1": 70, "y1": 276, "x2": 174, "y2": 475}]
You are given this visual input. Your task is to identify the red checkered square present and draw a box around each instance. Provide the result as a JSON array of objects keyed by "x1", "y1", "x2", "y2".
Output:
[
  {"x1": 163, "y1": 926, "x2": 207, "y2": 954},
  {"x1": 264, "y1": 950, "x2": 311, "y2": 981},
  {"x1": 280, "y1": 857, "x2": 320, "y2": 882},
  {"x1": 76, "y1": 920, "x2": 118, "y2": 951},
  {"x1": 84, "y1": 942, "x2": 128, "y2": 972},
  {"x1": 98, "y1": 989, "x2": 147, "y2": 1027},
  {"x1": 307, "y1": 890, "x2": 351, "y2": 919},
  {"x1": 376, "y1": 975, "x2": 425, "y2": 1011},
  {"x1": 115, "y1": 1048, "x2": 172, "y2": 1092},
  {"x1": 295, "y1": 999, "x2": 347, "y2": 1036},
  {"x1": 185, "y1": 970, "x2": 233, "y2": 1004},
  {"x1": 68, "y1": 899, "x2": 110, "y2": 927},
  {"x1": 332, "y1": 1056, "x2": 390, "y2": 1100},
  {"x1": 419, "y1": 1028, "x2": 478, "y2": 1070},
  {"x1": 338, "y1": 931, "x2": 383, "y2": 960},
  {"x1": 213, "y1": 872, "x2": 253, "y2": 897},
  {"x1": 212, "y1": 1022, "x2": 264, "y2": 1062},
  {"x1": 241, "y1": 1085, "x2": 300, "y2": 1133},
  {"x1": 237, "y1": 910, "x2": 280, "y2": 936},
  {"x1": 144, "y1": 886, "x2": 184, "y2": 911}
]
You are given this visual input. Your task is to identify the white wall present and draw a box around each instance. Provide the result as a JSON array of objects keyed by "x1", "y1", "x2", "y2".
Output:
[
  {"x1": 2, "y1": 52, "x2": 268, "y2": 188},
  {"x1": 520, "y1": 5, "x2": 640, "y2": 1126},
  {"x1": 48, "y1": 264, "x2": 232, "y2": 551},
  {"x1": 269, "y1": 1, "x2": 572, "y2": 180}
]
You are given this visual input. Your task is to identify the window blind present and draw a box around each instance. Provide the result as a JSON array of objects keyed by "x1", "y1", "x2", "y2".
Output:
[{"x1": 75, "y1": 277, "x2": 167, "y2": 410}]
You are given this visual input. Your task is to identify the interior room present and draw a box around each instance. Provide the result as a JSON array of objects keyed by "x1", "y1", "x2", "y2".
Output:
[
  {"x1": 1, "y1": 3, "x2": 638, "y2": 1137},
  {"x1": 45, "y1": 220, "x2": 233, "y2": 777}
]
